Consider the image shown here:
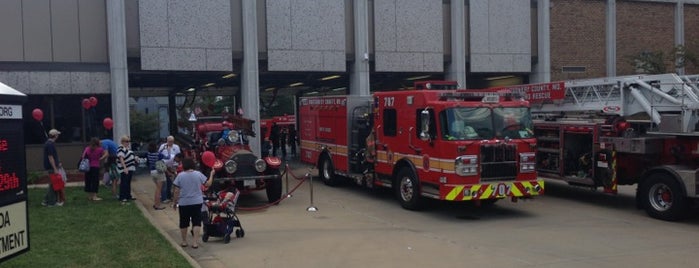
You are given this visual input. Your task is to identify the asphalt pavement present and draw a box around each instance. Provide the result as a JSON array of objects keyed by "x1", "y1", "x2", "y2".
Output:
[
  {"x1": 130, "y1": 159, "x2": 317, "y2": 268},
  {"x1": 128, "y1": 159, "x2": 699, "y2": 268}
]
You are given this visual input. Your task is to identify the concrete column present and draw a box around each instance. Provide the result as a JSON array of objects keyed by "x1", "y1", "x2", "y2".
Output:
[
  {"x1": 675, "y1": 1, "x2": 685, "y2": 75},
  {"x1": 350, "y1": 0, "x2": 371, "y2": 96},
  {"x1": 606, "y1": 0, "x2": 617, "y2": 77},
  {"x1": 106, "y1": 0, "x2": 130, "y2": 141},
  {"x1": 531, "y1": 0, "x2": 551, "y2": 83},
  {"x1": 241, "y1": 0, "x2": 261, "y2": 155},
  {"x1": 446, "y1": 0, "x2": 467, "y2": 87}
]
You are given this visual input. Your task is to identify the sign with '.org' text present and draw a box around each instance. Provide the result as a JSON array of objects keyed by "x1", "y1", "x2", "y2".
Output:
[{"x1": 0, "y1": 86, "x2": 29, "y2": 262}]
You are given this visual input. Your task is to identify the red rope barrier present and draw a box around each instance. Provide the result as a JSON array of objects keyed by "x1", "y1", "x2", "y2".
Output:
[{"x1": 236, "y1": 164, "x2": 311, "y2": 211}]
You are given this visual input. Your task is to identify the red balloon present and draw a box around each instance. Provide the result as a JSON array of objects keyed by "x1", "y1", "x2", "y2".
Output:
[
  {"x1": 89, "y1": 96, "x2": 98, "y2": 107},
  {"x1": 201, "y1": 151, "x2": 216, "y2": 168},
  {"x1": 82, "y1": 99, "x2": 91, "y2": 109},
  {"x1": 32, "y1": 108, "x2": 44, "y2": 121},
  {"x1": 103, "y1": 117, "x2": 113, "y2": 130}
]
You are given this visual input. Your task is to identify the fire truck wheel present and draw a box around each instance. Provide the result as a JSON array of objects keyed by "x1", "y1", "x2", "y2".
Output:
[
  {"x1": 319, "y1": 156, "x2": 340, "y2": 186},
  {"x1": 395, "y1": 168, "x2": 423, "y2": 210},
  {"x1": 640, "y1": 173, "x2": 691, "y2": 221},
  {"x1": 265, "y1": 169, "x2": 283, "y2": 204}
]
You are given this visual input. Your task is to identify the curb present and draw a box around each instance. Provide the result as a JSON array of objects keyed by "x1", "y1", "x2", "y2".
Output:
[{"x1": 132, "y1": 193, "x2": 203, "y2": 268}]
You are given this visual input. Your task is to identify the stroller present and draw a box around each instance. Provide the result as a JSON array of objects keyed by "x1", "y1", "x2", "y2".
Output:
[{"x1": 201, "y1": 186, "x2": 244, "y2": 243}]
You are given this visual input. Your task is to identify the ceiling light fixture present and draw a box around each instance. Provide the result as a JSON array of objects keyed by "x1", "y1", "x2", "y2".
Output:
[
  {"x1": 289, "y1": 82, "x2": 304, "y2": 87},
  {"x1": 406, "y1": 75, "x2": 431, "y2": 81},
  {"x1": 331, "y1": 87, "x2": 347, "y2": 92},
  {"x1": 222, "y1": 73, "x2": 236, "y2": 79},
  {"x1": 320, "y1": 75, "x2": 341, "y2": 81},
  {"x1": 203, "y1": 83, "x2": 216, "y2": 87},
  {"x1": 485, "y1": 75, "x2": 515, "y2": 81},
  {"x1": 264, "y1": 87, "x2": 276, "y2": 92},
  {"x1": 186, "y1": 87, "x2": 196, "y2": 92},
  {"x1": 305, "y1": 91, "x2": 319, "y2": 95}
]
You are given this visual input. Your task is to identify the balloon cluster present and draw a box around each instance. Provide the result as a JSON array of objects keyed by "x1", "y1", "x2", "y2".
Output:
[
  {"x1": 32, "y1": 96, "x2": 114, "y2": 132},
  {"x1": 82, "y1": 96, "x2": 99, "y2": 109}
]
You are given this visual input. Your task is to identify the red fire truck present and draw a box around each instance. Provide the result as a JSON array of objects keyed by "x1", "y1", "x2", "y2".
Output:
[
  {"x1": 299, "y1": 82, "x2": 544, "y2": 210},
  {"x1": 260, "y1": 114, "x2": 296, "y2": 139},
  {"x1": 187, "y1": 114, "x2": 283, "y2": 203},
  {"x1": 497, "y1": 73, "x2": 699, "y2": 221}
]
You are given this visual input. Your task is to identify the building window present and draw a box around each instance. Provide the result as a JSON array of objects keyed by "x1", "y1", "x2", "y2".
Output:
[{"x1": 23, "y1": 95, "x2": 112, "y2": 144}]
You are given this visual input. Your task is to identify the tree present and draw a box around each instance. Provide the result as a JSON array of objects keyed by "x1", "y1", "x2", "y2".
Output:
[
  {"x1": 130, "y1": 110, "x2": 159, "y2": 143},
  {"x1": 628, "y1": 50, "x2": 666, "y2": 74},
  {"x1": 628, "y1": 45, "x2": 698, "y2": 74},
  {"x1": 672, "y1": 45, "x2": 698, "y2": 70}
]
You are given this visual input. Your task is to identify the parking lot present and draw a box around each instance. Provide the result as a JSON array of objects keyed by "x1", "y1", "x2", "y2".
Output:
[{"x1": 134, "y1": 161, "x2": 699, "y2": 268}]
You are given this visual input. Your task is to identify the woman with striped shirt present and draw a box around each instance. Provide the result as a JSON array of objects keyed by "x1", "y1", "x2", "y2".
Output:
[{"x1": 117, "y1": 135, "x2": 137, "y2": 203}]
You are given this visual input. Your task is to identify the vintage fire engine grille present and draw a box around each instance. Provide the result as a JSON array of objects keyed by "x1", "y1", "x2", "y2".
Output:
[
  {"x1": 480, "y1": 144, "x2": 517, "y2": 181},
  {"x1": 230, "y1": 153, "x2": 261, "y2": 177}
]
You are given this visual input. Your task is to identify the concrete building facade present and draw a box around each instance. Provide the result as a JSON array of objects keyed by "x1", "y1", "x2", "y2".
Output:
[{"x1": 1, "y1": 0, "x2": 699, "y2": 170}]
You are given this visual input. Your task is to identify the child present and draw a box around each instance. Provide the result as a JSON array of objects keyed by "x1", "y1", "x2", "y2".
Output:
[{"x1": 104, "y1": 159, "x2": 119, "y2": 199}]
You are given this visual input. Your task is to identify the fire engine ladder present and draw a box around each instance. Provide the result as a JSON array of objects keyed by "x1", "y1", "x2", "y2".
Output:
[{"x1": 531, "y1": 73, "x2": 699, "y2": 134}]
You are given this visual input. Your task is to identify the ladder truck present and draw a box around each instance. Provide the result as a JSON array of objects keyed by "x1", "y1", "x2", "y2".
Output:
[
  {"x1": 298, "y1": 81, "x2": 544, "y2": 210},
  {"x1": 501, "y1": 73, "x2": 699, "y2": 221}
]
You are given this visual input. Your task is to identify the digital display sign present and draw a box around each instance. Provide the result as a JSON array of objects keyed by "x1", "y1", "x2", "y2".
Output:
[
  {"x1": 0, "y1": 92, "x2": 29, "y2": 261},
  {"x1": 0, "y1": 119, "x2": 25, "y2": 204}
]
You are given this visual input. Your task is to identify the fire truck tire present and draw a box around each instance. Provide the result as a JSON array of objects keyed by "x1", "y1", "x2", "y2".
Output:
[
  {"x1": 319, "y1": 156, "x2": 340, "y2": 186},
  {"x1": 265, "y1": 169, "x2": 283, "y2": 204},
  {"x1": 640, "y1": 173, "x2": 691, "y2": 221},
  {"x1": 395, "y1": 168, "x2": 424, "y2": 210}
]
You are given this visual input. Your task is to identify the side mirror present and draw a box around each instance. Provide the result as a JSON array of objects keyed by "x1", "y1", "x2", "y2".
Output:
[{"x1": 419, "y1": 109, "x2": 431, "y2": 141}]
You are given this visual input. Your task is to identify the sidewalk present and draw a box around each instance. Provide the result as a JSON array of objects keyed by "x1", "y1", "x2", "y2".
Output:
[{"x1": 130, "y1": 159, "x2": 316, "y2": 268}]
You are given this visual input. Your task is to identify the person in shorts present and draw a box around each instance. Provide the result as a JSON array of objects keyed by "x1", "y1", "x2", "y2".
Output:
[
  {"x1": 147, "y1": 142, "x2": 167, "y2": 210},
  {"x1": 172, "y1": 158, "x2": 215, "y2": 248}
]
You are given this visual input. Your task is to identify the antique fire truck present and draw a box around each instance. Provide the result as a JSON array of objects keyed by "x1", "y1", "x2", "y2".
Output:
[
  {"x1": 299, "y1": 81, "x2": 544, "y2": 210},
  {"x1": 190, "y1": 114, "x2": 282, "y2": 203},
  {"x1": 498, "y1": 73, "x2": 699, "y2": 221}
]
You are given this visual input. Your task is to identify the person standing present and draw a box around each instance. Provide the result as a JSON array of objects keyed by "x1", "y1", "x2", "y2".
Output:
[
  {"x1": 270, "y1": 123, "x2": 280, "y2": 157},
  {"x1": 159, "y1": 136, "x2": 181, "y2": 203},
  {"x1": 261, "y1": 136, "x2": 271, "y2": 158},
  {"x1": 42, "y1": 129, "x2": 63, "y2": 207},
  {"x1": 147, "y1": 142, "x2": 166, "y2": 210},
  {"x1": 83, "y1": 137, "x2": 107, "y2": 201},
  {"x1": 117, "y1": 135, "x2": 137, "y2": 203},
  {"x1": 288, "y1": 125, "x2": 297, "y2": 158},
  {"x1": 279, "y1": 127, "x2": 288, "y2": 159},
  {"x1": 101, "y1": 138, "x2": 119, "y2": 195},
  {"x1": 172, "y1": 158, "x2": 215, "y2": 249}
]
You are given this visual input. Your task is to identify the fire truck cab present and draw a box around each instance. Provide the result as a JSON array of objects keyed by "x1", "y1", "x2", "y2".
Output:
[{"x1": 299, "y1": 84, "x2": 544, "y2": 210}]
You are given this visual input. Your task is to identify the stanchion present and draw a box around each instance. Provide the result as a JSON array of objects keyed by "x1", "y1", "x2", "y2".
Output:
[
  {"x1": 285, "y1": 164, "x2": 292, "y2": 198},
  {"x1": 306, "y1": 172, "x2": 317, "y2": 212}
]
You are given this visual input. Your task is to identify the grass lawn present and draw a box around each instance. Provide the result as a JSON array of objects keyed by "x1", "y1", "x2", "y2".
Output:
[{"x1": 4, "y1": 186, "x2": 192, "y2": 268}]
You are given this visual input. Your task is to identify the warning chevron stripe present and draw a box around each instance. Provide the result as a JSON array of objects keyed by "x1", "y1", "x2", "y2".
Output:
[{"x1": 443, "y1": 180, "x2": 544, "y2": 201}]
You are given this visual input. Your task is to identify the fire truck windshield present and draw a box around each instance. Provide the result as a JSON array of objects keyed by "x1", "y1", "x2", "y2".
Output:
[
  {"x1": 440, "y1": 107, "x2": 533, "y2": 140},
  {"x1": 493, "y1": 107, "x2": 533, "y2": 139}
]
